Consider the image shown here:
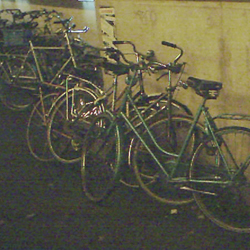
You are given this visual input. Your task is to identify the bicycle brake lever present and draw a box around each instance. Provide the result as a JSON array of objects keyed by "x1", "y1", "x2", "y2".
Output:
[{"x1": 156, "y1": 72, "x2": 169, "y2": 81}]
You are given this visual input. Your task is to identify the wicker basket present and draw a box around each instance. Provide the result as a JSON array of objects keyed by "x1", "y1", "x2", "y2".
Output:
[{"x1": 1, "y1": 29, "x2": 33, "y2": 46}]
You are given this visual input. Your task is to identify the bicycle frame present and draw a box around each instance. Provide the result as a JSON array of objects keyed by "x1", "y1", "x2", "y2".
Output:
[
  {"x1": 114, "y1": 41, "x2": 192, "y2": 116},
  {"x1": 0, "y1": 26, "x2": 91, "y2": 86},
  {"x1": 49, "y1": 40, "x2": 191, "y2": 136},
  {"x1": 106, "y1": 71, "x2": 237, "y2": 188}
]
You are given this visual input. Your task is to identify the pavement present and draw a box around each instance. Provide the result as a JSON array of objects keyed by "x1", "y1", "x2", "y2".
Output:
[{"x1": 0, "y1": 103, "x2": 250, "y2": 250}]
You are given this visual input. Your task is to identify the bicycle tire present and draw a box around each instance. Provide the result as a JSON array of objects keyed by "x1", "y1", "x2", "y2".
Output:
[
  {"x1": 190, "y1": 126, "x2": 250, "y2": 233},
  {"x1": 120, "y1": 104, "x2": 157, "y2": 188},
  {"x1": 81, "y1": 111, "x2": 123, "y2": 202},
  {"x1": 0, "y1": 56, "x2": 37, "y2": 111},
  {"x1": 146, "y1": 95, "x2": 193, "y2": 116},
  {"x1": 26, "y1": 92, "x2": 60, "y2": 161},
  {"x1": 132, "y1": 116, "x2": 200, "y2": 204},
  {"x1": 47, "y1": 87, "x2": 104, "y2": 163}
]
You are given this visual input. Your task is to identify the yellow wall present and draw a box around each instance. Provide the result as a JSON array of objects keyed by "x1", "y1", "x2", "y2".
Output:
[
  {"x1": 95, "y1": 0, "x2": 250, "y2": 127},
  {"x1": 1, "y1": 0, "x2": 99, "y2": 46},
  {"x1": 1, "y1": 0, "x2": 250, "y2": 126}
]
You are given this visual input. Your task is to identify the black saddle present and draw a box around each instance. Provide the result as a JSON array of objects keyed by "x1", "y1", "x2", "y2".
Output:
[{"x1": 187, "y1": 77, "x2": 223, "y2": 99}]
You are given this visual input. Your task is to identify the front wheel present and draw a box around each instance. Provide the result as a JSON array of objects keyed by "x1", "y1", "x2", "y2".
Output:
[
  {"x1": 26, "y1": 92, "x2": 60, "y2": 161},
  {"x1": 81, "y1": 111, "x2": 123, "y2": 202},
  {"x1": 47, "y1": 87, "x2": 103, "y2": 163},
  {"x1": 190, "y1": 126, "x2": 250, "y2": 233}
]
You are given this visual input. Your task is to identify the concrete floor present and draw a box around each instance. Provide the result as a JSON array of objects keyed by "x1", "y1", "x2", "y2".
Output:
[{"x1": 0, "y1": 104, "x2": 249, "y2": 250}]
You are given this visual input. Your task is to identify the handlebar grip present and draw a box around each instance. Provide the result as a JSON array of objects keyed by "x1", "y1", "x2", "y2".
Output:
[
  {"x1": 105, "y1": 47, "x2": 117, "y2": 52},
  {"x1": 162, "y1": 41, "x2": 177, "y2": 48},
  {"x1": 113, "y1": 41, "x2": 126, "y2": 45}
]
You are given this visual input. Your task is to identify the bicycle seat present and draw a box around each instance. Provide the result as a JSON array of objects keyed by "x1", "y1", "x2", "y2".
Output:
[{"x1": 187, "y1": 77, "x2": 222, "y2": 99}]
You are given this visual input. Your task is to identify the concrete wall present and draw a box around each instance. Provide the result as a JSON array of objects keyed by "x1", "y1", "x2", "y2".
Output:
[
  {"x1": 1, "y1": 0, "x2": 250, "y2": 126},
  {"x1": 95, "y1": 0, "x2": 250, "y2": 127}
]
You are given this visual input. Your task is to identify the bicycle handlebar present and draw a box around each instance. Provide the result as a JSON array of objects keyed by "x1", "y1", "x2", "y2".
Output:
[
  {"x1": 112, "y1": 40, "x2": 185, "y2": 74},
  {"x1": 68, "y1": 26, "x2": 89, "y2": 34},
  {"x1": 113, "y1": 40, "x2": 155, "y2": 61},
  {"x1": 53, "y1": 16, "x2": 89, "y2": 34},
  {"x1": 161, "y1": 41, "x2": 177, "y2": 48},
  {"x1": 83, "y1": 40, "x2": 185, "y2": 76},
  {"x1": 161, "y1": 40, "x2": 183, "y2": 64},
  {"x1": 105, "y1": 47, "x2": 134, "y2": 65}
]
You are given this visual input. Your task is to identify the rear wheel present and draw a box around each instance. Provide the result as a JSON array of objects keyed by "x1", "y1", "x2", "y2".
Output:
[
  {"x1": 0, "y1": 56, "x2": 37, "y2": 111},
  {"x1": 131, "y1": 116, "x2": 198, "y2": 204},
  {"x1": 81, "y1": 111, "x2": 123, "y2": 202},
  {"x1": 190, "y1": 126, "x2": 250, "y2": 233},
  {"x1": 123, "y1": 98, "x2": 193, "y2": 188}
]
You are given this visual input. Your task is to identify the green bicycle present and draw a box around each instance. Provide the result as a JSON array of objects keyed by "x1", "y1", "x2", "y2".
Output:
[{"x1": 81, "y1": 45, "x2": 250, "y2": 233}]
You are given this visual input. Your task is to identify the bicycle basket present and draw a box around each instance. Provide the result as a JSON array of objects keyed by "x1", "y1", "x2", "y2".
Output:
[
  {"x1": 2, "y1": 29, "x2": 33, "y2": 46},
  {"x1": 31, "y1": 34, "x2": 64, "y2": 47}
]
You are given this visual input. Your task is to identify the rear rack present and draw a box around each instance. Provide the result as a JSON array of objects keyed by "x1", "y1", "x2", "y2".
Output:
[{"x1": 213, "y1": 113, "x2": 250, "y2": 122}]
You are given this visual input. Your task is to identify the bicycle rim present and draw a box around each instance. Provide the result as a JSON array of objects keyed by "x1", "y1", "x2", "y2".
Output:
[
  {"x1": 47, "y1": 87, "x2": 103, "y2": 163},
  {"x1": 123, "y1": 98, "x2": 193, "y2": 189},
  {"x1": 132, "y1": 116, "x2": 197, "y2": 204},
  {"x1": 190, "y1": 126, "x2": 250, "y2": 233},
  {"x1": 81, "y1": 111, "x2": 122, "y2": 202},
  {"x1": 26, "y1": 92, "x2": 59, "y2": 161}
]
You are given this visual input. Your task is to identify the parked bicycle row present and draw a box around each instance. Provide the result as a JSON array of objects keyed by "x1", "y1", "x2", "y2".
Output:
[
  {"x1": 0, "y1": 10, "x2": 250, "y2": 234},
  {"x1": 77, "y1": 41, "x2": 250, "y2": 234},
  {"x1": 0, "y1": 8, "x2": 71, "y2": 47}
]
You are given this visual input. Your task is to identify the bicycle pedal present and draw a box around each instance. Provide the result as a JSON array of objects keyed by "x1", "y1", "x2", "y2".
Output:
[{"x1": 71, "y1": 139, "x2": 82, "y2": 151}]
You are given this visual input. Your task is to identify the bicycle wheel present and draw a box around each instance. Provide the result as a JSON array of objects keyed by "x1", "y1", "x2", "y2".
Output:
[
  {"x1": 122, "y1": 98, "x2": 192, "y2": 189},
  {"x1": 120, "y1": 105, "x2": 157, "y2": 188},
  {"x1": 26, "y1": 92, "x2": 60, "y2": 161},
  {"x1": 47, "y1": 87, "x2": 104, "y2": 163},
  {"x1": 190, "y1": 126, "x2": 250, "y2": 233},
  {"x1": 0, "y1": 56, "x2": 37, "y2": 111},
  {"x1": 131, "y1": 116, "x2": 200, "y2": 204},
  {"x1": 146, "y1": 95, "x2": 193, "y2": 116},
  {"x1": 81, "y1": 111, "x2": 123, "y2": 202}
]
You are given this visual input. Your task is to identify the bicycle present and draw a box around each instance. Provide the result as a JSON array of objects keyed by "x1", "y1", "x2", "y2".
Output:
[
  {"x1": 46, "y1": 50, "x2": 130, "y2": 164},
  {"x1": 46, "y1": 41, "x2": 191, "y2": 171},
  {"x1": 0, "y1": 24, "x2": 100, "y2": 162},
  {"x1": 0, "y1": 19, "x2": 95, "y2": 110},
  {"x1": 25, "y1": 31, "x2": 103, "y2": 161},
  {"x1": 26, "y1": 40, "x2": 123, "y2": 162},
  {"x1": 114, "y1": 41, "x2": 194, "y2": 188},
  {"x1": 81, "y1": 45, "x2": 250, "y2": 233},
  {"x1": 81, "y1": 43, "x2": 196, "y2": 202},
  {"x1": 0, "y1": 9, "x2": 65, "y2": 54}
]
